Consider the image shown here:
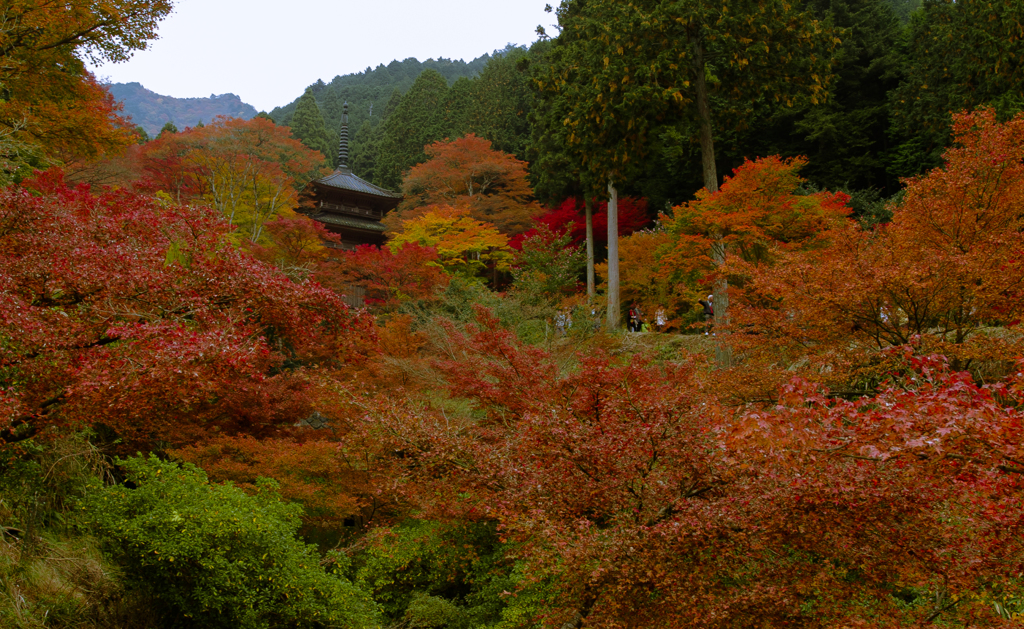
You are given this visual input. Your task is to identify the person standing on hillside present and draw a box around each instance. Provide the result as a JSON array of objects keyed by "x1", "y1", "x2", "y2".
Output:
[
  {"x1": 698, "y1": 296, "x2": 714, "y2": 335},
  {"x1": 627, "y1": 303, "x2": 641, "y2": 332}
]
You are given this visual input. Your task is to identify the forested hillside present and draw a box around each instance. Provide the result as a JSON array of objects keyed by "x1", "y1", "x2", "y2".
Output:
[
  {"x1": 269, "y1": 55, "x2": 491, "y2": 171},
  {"x1": 265, "y1": 0, "x2": 959, "y2": 220},
  {"x1": 270, "y1": 55, "x2": 492, "y2": 129},
  {"x1": 107, "y1": 82, "x2": 258, "y2": 137}
]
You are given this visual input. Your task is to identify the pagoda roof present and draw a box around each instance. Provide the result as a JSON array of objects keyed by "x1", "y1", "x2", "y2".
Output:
[
  {"x1": 314, "y1": 213, "x2": 388, "y2": 232},
  {"x1": 314, "y1": 167, "x2": 402, "y2": 199}
]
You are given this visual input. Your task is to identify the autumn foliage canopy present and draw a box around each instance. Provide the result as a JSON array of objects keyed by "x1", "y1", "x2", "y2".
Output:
[
  {"x1": 0, "y1": 0, "x2": 173, "y2": 181},
  {"x1": 391, "y1": 134, "x2": 543, "y2": 235},
  {"x1": 8, "y1": 0, "x2": 1024, "y2": 624},
  {"x1": 733, "y1": 109, "x2": 1024, "y2": 381},
  {"x1": 133, "y1": 116, "x2": 326, "y2": 242},
  {"x1": 0, "y1": 171, "x2": 363, "y2": 450},
  {"x1": 355, "y1": 309, "x2": 1024, "y2": 627},
  {"x1": 4, "y1": 97, "x2": 1024, "y2": 627}
]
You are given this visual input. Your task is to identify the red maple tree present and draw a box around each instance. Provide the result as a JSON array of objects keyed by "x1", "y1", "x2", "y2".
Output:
[
  {"x1": 318, "y1": 243, "x2": 450, "y2": 311},
  {"x1": 0, "y1": 171, "x2": 366, "y2": 450},
  {"x1": 510, "y1": 196, "x2": 650, "y2": 250}
]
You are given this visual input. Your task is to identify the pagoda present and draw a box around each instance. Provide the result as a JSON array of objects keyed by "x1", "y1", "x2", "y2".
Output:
[{"x1": 303, "y1": 102, "x2": 401, "y2": 249}]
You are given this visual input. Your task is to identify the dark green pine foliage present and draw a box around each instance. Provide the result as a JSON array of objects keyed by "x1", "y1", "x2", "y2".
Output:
[
  {"x1": 289, "y1": 88, "x2": 335, "y2": 167},
  {"x1": 526, "y1": 15, "x2": 671, "y2": 208},
  {"x1": 885, "y1": 0, "x2": 922, "y2": 22},
  {"x1": 739, "y1": 0, "x2": 905, "y2": 194},
  {"x1": 525, "y1": 39, "x2": 594, "y2": 205},
  {"x1": 269, "y1": 56, "x2": 491, "y2": 183},
  {"x1": 465, "y1": 45, "x2": 536, "y2": 161},
  {"x1": 443, "y1": 77, "x2": 475, "y2": 141},
  {"x1": 350, "y1": 89, "x2": 402, "y2": 182},
  {"x1": 269, "y1": 56, "x2": 490, "y2": 139},
  {"x1": 381, "y1": 88, "x2": 404, "y2": 119},
  {"x1": 888, "y1": 0, "x2": 1024, "y2": 179},
  {"x1": 526, "y1": 36, "x2": 682, "y2": 210},
  {"x1": 374, "y1": 69, "x2": 450, "y2": 191},
  {"x1": 322, "y1": 90, "x2": 345, "y2": 131},
  {"x1": 350, "y1": 120, "x2": 378, "y2": 180}
]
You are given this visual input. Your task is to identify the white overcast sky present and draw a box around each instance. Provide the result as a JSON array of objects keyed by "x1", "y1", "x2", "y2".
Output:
[{"x1": 88, "y1": 0, "x2": 553, "y2": 113}]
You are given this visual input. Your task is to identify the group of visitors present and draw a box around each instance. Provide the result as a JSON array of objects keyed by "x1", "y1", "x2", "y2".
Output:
[
  {"x1": 555, "y1": 296, "x2": 716, "y2": 336},
  {"x1": 554, "y1": 308, "x2": 573, "y2": 336},
  {"x1": 626, "y1": 295, "x2": 714, "y2": 334},
  {"x1": 627, "y1": 303, "x2": 669, "y2": 333}
]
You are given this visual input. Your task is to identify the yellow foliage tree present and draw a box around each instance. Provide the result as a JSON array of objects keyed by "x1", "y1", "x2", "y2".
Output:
[{"x1": 390, "y1": 204, "x2": 512, "y2": 279}]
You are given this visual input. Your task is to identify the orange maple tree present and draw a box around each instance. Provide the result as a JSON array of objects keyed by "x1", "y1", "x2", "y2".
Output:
[
  {"x1": 659, "y1": 155, "x2": 850, "y2": 282},
  {"x1": 647, "y1": 155, "x2": 850, "y2": 347},
  {"x1": 735, "y1": 109, "x2": 1024, "y2": 380},
  {"x1": 0, "y1": 0, "x2": 172, "y2": 180},
  {"x1": 388, "y1": 134, "x2": 543, "y2": 236}
]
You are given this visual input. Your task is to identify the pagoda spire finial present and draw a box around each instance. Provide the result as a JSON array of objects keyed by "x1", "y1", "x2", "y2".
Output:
[{"x1": 337, "y1": 101, "x2": 350, "y2": 170}]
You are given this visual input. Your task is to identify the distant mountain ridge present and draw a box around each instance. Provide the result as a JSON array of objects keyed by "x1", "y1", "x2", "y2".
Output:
[{"x1": 106, "y1": 82, "x2": 258, "y2": 137}]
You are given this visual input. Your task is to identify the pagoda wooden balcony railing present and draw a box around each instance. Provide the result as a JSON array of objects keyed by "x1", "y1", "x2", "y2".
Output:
[{"x1": 319, "y1": 201, "x2": 382, "y2": 219}]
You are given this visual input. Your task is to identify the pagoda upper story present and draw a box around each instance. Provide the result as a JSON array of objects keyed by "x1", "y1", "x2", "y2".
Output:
[{"x1": 302, "y1": 102, "x2": 401, "y2": 250}]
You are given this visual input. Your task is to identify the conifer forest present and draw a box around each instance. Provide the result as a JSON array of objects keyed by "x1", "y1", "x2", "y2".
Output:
[{"x1": 2, "y1": 0, "x2": 1024, "y2": 627}]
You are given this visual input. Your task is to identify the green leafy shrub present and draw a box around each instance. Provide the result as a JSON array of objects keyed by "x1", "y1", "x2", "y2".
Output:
[
  {"x1": 404, "y1": 592, "x2": 467, "y2": 629},
  {"x1": 509, "y1": 225, "x2": 585, "y2": 308},
  {"x1": 352, "y1": 520, "x2": 513, "y2": 626},
  {"x1": 83, "y1": 454, "x2": 379, "y2": 629}
]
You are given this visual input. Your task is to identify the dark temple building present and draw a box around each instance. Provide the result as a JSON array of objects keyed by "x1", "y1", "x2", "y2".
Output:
[{"x1": 302, "y1": 102, "x2": 401, "y2": 250}]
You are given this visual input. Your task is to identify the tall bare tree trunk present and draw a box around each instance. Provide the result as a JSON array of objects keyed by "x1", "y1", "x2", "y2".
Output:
[
  {"x1": 585, "y1": 195, "x2": 595, "y2": 299},
  {"x1": 692, "y1": 32, "x2": 731, "y2": 368},
  {"x1": 606, "y1": 180, "x2": 620, "y2": 331}
]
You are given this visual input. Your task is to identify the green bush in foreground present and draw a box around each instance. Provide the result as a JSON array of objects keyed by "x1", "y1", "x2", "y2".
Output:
[{"x1": 83, "y1": 454, "x2": 379, "y2": 629}]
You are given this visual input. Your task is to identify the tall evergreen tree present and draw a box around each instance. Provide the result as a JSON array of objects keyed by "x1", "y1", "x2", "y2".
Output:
[
  {"x1": 350, "y1": 120, "x2": 378, "y2": 181},
  {"x1": 885, "y1": 0, "x2": 922, "y2": 22},
  {"x1": 889, "y1": 0, "x2": 1024, "y2": 179},
  {"x1": 288, "y1": 88, "x2": 334, "y2": 167},
  {"x1": 374, "y1": 70, "x2": 449, "y2": 191},
  {"x1": 739, "y1": 0, "x2": 905, "y2": 194},
  {"x1": 444, "y1": 77, "x2": 475, "y2": 140},
  {"x1": 321, "y1": 90, "x2": 345, "y2": 131},
  {"x1": 467, "y1": 46, "x2": 535, "y2": 161},
  {"x1": 350, "y1": 89, "x2": 403, "y2": 182},
  {"x1": 381, "y1": 88, "x2": 404, "y2": 119}
]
